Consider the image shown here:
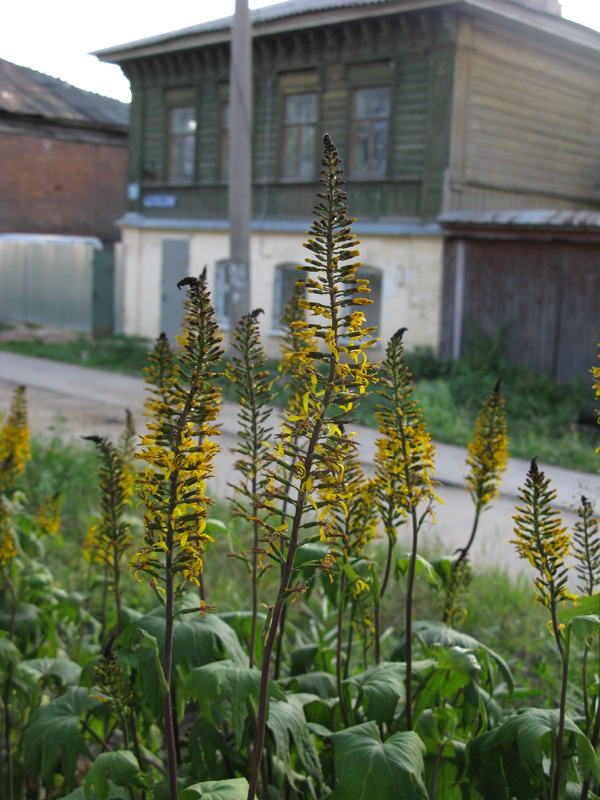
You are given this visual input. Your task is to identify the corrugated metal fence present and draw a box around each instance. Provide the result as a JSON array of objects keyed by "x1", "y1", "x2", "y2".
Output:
[{"x1": 0, "y1": 238, "x2": 115, "y2": 335}]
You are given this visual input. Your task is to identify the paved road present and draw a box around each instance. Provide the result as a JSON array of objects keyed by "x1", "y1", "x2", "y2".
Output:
[{"x1": 1, "y1": 350, "x2": 597, "y2": 580}]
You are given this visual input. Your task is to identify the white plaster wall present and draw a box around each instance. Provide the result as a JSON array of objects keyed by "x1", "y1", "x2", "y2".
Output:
[{"x1": 119, "y1": 224, "x2": 443, "y2": 357}]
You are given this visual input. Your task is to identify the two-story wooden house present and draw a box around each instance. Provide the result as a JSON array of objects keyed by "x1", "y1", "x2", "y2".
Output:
[{"x1": 95, "y1": 0, "x2": 600, "y2": 380}]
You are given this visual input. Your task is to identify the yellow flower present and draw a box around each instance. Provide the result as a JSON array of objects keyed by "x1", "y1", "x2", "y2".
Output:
[{"x1": 465, "y1": 380, "x2": 508, "y2": 511}]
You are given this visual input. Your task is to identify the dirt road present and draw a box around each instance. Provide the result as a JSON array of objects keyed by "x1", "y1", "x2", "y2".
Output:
[{"x1": 1, "y1": 349, "x2": 597, "y2": 580}]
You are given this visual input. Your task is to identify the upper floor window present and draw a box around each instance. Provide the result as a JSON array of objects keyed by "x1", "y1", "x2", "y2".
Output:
[
  {"x1": 220, "y1": 101, "x2": 230, "y2": 183},
  {"x1": 167, "y1": 107, "x2": 197, "y2": 183},
  {"x1": 350, "y1": 87, "x2": 390, "y2": 178},
  {"x1": 282, "y1": 93, "x2": 318, "y2": 180}
]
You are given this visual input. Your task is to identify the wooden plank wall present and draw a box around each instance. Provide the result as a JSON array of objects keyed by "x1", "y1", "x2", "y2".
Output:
[
  {"x1": 448, "y1": 17, "x2": 600, "y2": 211},
  {"x1": 124, "y1": 9, "x2": 457, "y2": 221}
]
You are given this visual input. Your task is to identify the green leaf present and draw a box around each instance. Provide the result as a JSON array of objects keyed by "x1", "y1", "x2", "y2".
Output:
[
  {"x1": 24, "y1": 686, "x2": 101, "y2": 788},
  {"x1": 19, "y1": 657, "x2": 82, "y2": 688},
  {"x1": 394, "y1": 620, "x2": 513, "y2": 692},
  {"x1": 180, "y1": 778, "x2": 249, "y2": 800},
  {"x1": 267, "y1": 696, "x2": 324, "y2": 788},
  {"x1": 395, "y1": 554, "x2": 439, "y2": 586},
  {"x1": 0, "y1": 599, "x2": 41, "y2": 646},
  {"x1": 186, "y1": 660, "x2": 284, "y2": 746},
  {"x1": 0, "y1": 634, "x2": 20, "y2": 675},
  {"x1": 558, "y1": 595, "x2": 600, "y2": 623},
  {"x1": 136, "y1": 601, "x2": 246, "y2": 668},
  {"x1": 329, "y1": 721, "x2": 428, "y2": 800},
  {"x1": 567, "y1": 614, "x2": 600, "y2": 644},
  {"x1": 466, "y1": 708, "x2": 600, "y2": 799},
  {"x1": 345, "y1": 662, "x2": 406, "y2": 726},
  {"x1": 290, "y1": 671, "x2": 337, "y2": 699},
  {"x1": 84, "y1": 751, "x2": 147, "y2": 800},
  {"x1": 290, "y1": 643, "x2": 320, "y2": 676}
]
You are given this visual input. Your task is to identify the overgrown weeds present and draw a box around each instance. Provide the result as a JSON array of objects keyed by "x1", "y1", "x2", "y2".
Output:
[{"x1": 2, "y1": 137, "x2": 600, "y2": 800}]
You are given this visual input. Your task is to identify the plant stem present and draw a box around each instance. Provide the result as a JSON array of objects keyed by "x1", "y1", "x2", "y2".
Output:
[
  {"x1": 375, "y1": 538, "x2": 394, "y2": 664},
  {"x1": 442, "y1": 509, "x2": 480, "y2": 625},
  {"x1": 405, "y1": 508, "x2": 420, "y2": 731},
  {"x1": 550, "y1": 614, "x2": 569, "y2": 800},
  {"x1": 163, "y1": 551, "x2": 178, "y2": 800},
  {"x1": 579, "y1": 630, "x2": 600, "y2": 800},
  {"x1": 430, "y1": 741, "x2": 444, "y2": 800},
  {"x1": 2, "y1": 665, "x2": 13, "y2": 800},
  {"x1": 336, "y1": 570, "x2": 350, "y2": 728},
  {"x1": 247, "y1": 377, "x2": 334, "y2": 800}
]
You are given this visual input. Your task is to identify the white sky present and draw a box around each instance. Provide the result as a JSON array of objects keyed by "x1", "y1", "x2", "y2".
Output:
[{"x1": 2, "y1": 0, "x2": 599, "y2": 103}]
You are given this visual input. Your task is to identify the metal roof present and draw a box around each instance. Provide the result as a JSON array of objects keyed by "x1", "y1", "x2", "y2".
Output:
[
  {"x1": 94, "y1": 0, "x2": 599, "y2": 62},
  {"x1": 439, "y1": 209, "x2": 600, "y2": 229},
  {"x1": 0, "y1": 58, "x2": 129, "y2": 128}
]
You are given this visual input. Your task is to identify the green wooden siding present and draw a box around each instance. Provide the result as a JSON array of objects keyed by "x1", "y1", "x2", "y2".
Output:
[{"x1": 129, "y1": 9, "x2": 458, "y2": 221}]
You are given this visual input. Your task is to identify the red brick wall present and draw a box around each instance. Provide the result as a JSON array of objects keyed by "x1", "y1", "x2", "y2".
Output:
[{"x1": 0, "y1": 128, "x2": 129, "y2": 244}]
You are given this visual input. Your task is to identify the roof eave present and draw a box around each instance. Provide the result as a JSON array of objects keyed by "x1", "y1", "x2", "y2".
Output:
[{"x1": 93, "y1": 0, "x2": 600, "y2": 64}]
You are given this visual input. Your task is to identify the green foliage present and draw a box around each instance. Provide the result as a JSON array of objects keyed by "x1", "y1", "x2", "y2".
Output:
[
  {"x1": 23, "y1": 687, "x2": 101, "y2": 788},
  {"x1": 179, "y1": 778, "x2": 249, "y2": 800},
  {"x1": 0, "y1": 334, "x2": 150, "y2": 375},
  {"x1": 84, "y1": 751, "x2": 148, "y2": 799},
  {"x1": 186, "y1": 660, "x2": 284, "y2": 745},
  {"x1": 5, "y1": 135, "x2": 600, "y2": 800},
  {"x1": 328, "y1": 721, "x2": 428, "y2": 800},
  {"x1": 466, "y1": 709, "x2": 600, "y2": 798}
]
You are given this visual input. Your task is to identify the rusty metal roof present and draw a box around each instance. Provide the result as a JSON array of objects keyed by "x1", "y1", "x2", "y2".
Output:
[
  {"x1": 439, "y1": 209, "x2": 600, "y2": 229},
  {"x1": 0, "y1": 58, "x2": 129, "y2": 128},
  {"x1": 94, "y1": 0, "x2": 597, "y2": 62}
]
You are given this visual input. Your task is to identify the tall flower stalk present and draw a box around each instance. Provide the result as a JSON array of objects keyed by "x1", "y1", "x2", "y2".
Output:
[
  {"x1": 511, "y1": 459, "x2": 575, "y2": 800},
  {"x1": 227, "y1": 309, "x2": 274, "y2": 667},
  {"x1": 331, "y1": 444, "x2": 378, "y2": 724},
  {"x1": 0, "y1": 386, "x2": 30, "y2": 492},
  {"x1": 572, "y1": 496, "x2": 600, "y2": 800},
  {"x1": 373, "y1": 329, "x2": 437, "y2": 727},
  {"x1": 84, "y1": 434, "x2": 134, "y2": 638},
  {"x1": 246, "y1": 135, "x2": 375, "y2": 800},
  {"x1": 443, "y1": 380, "x2": 508, "y2": 624},
  {"x1": 132, "y1": 274, "x2": 223, "y2": 800}
]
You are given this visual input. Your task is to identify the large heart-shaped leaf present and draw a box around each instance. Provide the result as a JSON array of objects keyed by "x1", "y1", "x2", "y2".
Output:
[
  {"x1": 179, "y1": 778, "x2": 249, "y2": 800},
  {"x1": 345, "y1": 662, "x2": 406, "y2": 726},
  {"x1": 24, "y1": 686, "x2": 101, "y2": 787},
  {"x1": 290, "y1": 671, "x2": 337, "y2": 699},
  {"x1": 19, "y1": 657, "x2": 82, "y2": 688},
  {"x1": 84, "y1": 751, "x2": 148, "y2": 800},
  {"x1": 0, "y1": 634, "x2": 19, "y2": 676},
  {"x1": 136, "y1": 602, "x2": 245, "y2": 668},
  {"x1": 466, "y1": 708, "x2": 600, "y2": 799},
  {"x1": 186, "y1": 660, "x2": 284, "y2": 746},
  {"x1": 329, "y1": 721, "x2": 427, "y2": 800},
  {"x1": 394, "y1": 620, "x2": 513, "y2": 691},
  {"x1": 267, "y1": 696, "x2": 323, "y2": 788}
]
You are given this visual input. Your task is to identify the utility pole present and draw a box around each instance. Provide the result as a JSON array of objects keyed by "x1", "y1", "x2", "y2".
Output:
[{"x1": 228, "y1": 0, "x2": 252, "y2": 330}]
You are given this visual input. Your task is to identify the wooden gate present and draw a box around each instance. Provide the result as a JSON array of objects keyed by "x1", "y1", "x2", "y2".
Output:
[{"x1": 440, "y1": 234, "x2": 600, "y2": 384}]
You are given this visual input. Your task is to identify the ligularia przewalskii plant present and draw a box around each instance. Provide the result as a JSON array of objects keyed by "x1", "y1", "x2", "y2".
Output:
[{"x1": 6, "y1": 136, "x2": 600, "y2": 800}]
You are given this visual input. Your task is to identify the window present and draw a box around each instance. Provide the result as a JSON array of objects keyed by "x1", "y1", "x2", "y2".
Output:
[
  {"x1": 272, "y1": 263, "x2": 301, "y2": 330},
  {"x1": 358, "y1": 266, "x2": 382, "y2": 334},
  {"x1": 341, "y1": 266, "x2": 382, "y2": 339},
  {"x1": 220, "y1": 101, "x2": 230, "y2": 182},
  {"x1": 282, "y1": 93, "x2": 318, "y2": 179},
  {"x1": 214, "y1": 260, "x2": 230, "y2": 329},
  {"x1": 350, "y1": 87, "x2": 390, "y2": 178},
  {"x1": 167, "y1": 106, "x2": 197, "y2": 183}
]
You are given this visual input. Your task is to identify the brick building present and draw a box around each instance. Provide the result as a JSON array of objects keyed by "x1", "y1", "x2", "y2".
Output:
[{"x1": 0, "y1": 58, "x2": 129, "y2": 245}]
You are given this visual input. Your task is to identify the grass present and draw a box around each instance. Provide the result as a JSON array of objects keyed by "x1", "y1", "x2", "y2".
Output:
[
  {"x1": 1, "y1": 328, "x2": 598, "y2": 472},
  {"x1": 0, "y1": 334, "x2": 150, "y2": 376},
  {"x1": 10, "y1": 434, "x2": 580, "y2": 709}
]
